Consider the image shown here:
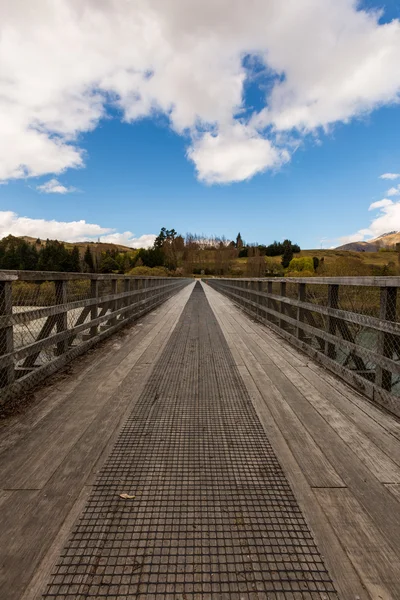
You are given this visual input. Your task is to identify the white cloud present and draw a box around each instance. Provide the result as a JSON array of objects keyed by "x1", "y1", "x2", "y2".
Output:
[
  {"x1": 340, "y1": 201, "x2": 400, "y2": 244},
  {"x1": 1, "y1": 1, "x2": 400, "y2": 184},
  {"x1": 380, "y1": 173, "x2": 400, "y2": 180},
  {"x1": 36, "y1": 178, "x2": 77, "y2": 194},
  {"x1": 188, "y1": 124, "x2": 289, "y2": 183},
  {"x1": 0, "y1": 211, "x2": 155, "y2": 248},
  {"x1": 387, "y1": 185, "x2": 400, "y2": 196},
  {"x1": 338, "y1": 232, "x2": 366, "y2": 245},
  {"x1": 98, "y1": 232, "x2": 156, "y2": 248},
  {"x1": 368, "y1": 198, "x2": 393, "y2": 210}
]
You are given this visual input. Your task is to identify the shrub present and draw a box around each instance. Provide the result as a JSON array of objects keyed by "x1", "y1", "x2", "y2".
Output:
[
  {"x1": 128, "y1": 266, "x2": 170, "y2": 277},
  {"x1": 288, "y1": 257, "x2": 314, "y2": 272}
]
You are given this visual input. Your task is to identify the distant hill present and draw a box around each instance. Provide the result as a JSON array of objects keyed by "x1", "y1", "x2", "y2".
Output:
[
  {"x1": 336, "y1": 231, "x2": 400, "y2": 252},
  {"x1": 19, "y1": 236, "x2": 133, "y2": 253}
]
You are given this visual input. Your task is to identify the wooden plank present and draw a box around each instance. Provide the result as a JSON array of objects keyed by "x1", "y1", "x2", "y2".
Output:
[
  {"x1": 315, "y1": 487, "x2": 400, "y2": 600},
  {"x1": 1, "y1": 283, "x2": 188, "y2": 366},
  {"x1": 0, "y1": 281, "x2": 179, "y2": 329},
  {"x1": 222, "y1": 303, "x2": 307, "y2": 368},
  {"x1": 0, "y1": 284, "x2": 194, "y2": 600},
  {"x1": 238, "y1": 358, "x2": 345, "y2": 488},
  {"x1": 203, "y1": 283, "x2": 369, "y2": 600},
  {"x1": 19, "y1": 485, "x2": 92, "y2": 600},
  {"x1": 208, "y1": 275, "x2": 400, "y2": 287},
  {"x1": 0, "y1": 287, "x2": 191, "y2": 456},
  {"x1": 376, "y1": 286, "x2": 397, "y2": 390},
  {"x1": 286, "y1": 366, "x2": 400, "y2": 484},
  {"x1": 1, "y1": 284, "x2": 190, "y2": 402},
  {"x1": 2, "y1": 270, "x2": 191, "y2": 282},
  {"x1": 205, "y1": 284, "x2": 400, "y2": 554},
  {"x1": 219, "y1": 294, "x2": 309, "y2": 368},
  {"x1": 0, "y1": 489, "x2": 12, "y2": 509},
  {"x1": 215, "y1": 283, "x2": 400, "y2": 337},
  {"x1": 205, "y1": 286, "x2": 344, "y2": 489},
  {"x1": 0, "y1": 285, "x2": 194, "y2": 489},
  {"x1": 0, "y1": 280, "x2": 15, "y2": 386},
  {"x1": 54, "y1": 280, "x2": 68, "y2": 355},
  {"x1": 307, "y1": 361, "x2": 400, "y2": 441},
  {"x1": 0, "y1": 364, "x2": 147, "y2": 600},
  {"x1": 295, "y1": 366, "x2": 400, "y2": 468},
  {"x1": 384, "y1": 483, "x2": 400, "y2": 503},
  {"x1": 234, "y1": 319, "x2": 400, "y2": 483},
  {"x1": 212, "y1": 283, "x2": 400, "y2": 417},
  {"x1": 215, "y1": 285, "x2": 400, "y2": 376}
]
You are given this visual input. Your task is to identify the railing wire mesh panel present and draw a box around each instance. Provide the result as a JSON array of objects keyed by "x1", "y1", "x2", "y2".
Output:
[{"x1": 207, "y1": 277, "x2": 400, "y2": 417}]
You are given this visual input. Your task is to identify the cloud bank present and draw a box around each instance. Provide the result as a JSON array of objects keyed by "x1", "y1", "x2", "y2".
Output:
[
  {"x1": 1, "y1": 0, "x2": 400, "y2": 184},
  {"x1": 0, "y1": 211, "x2": 155, "y2": 248}
]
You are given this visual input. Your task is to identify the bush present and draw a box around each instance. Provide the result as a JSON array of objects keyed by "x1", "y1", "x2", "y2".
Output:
[
  {"x1": 286, "y1": 270, "x2": 314, "y2": 278},
  {"x1": 128, "y1": 266, "x2": 170, "y2": 277},
  {"x1": 288, "y1": 257, "x2": 314, "y2": 273}
]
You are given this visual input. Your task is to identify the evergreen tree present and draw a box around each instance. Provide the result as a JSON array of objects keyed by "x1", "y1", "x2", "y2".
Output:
[
  {"x1": 136, "y1": 247, "x2": 165, "y2": 268},
  {"x1": 235, "y1": 232, "x2": 244, "y2": 249},
  {"x1": 281, "y1": 240, "x2": 294, "y2": 268},
  {"x1": 37, "y1": 240, "x2": 73, "y2": 272},
  {"x1": 99, "y1": 254, "x2": 119, "y2": 273},
  {"x1": 69, "y1": 246, "x2": 81, "y2": 272},
  {"x1": 0, "y1": 235, "x2": 39, "y2": 270},
  {"x1": 84, "y1": 245, "x2": 94, "y2": 272}
]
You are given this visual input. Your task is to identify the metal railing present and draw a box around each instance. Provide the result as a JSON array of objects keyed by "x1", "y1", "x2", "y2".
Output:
[
  {"x1": 206, "y1": 277, "x2": 400, "y2": 418},
  {"x1": 0, "y1": 271, "x2": 191, "y2": 403}
]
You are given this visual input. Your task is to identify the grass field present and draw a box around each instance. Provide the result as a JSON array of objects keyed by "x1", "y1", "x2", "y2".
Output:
[{"x1": 234, "y1": 248, "x2": 399, "y2": 276}]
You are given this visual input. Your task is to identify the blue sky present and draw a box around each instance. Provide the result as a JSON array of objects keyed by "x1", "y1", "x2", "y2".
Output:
[{"x1": 1, "y1": 0, "x2": 400, "y2": 249}]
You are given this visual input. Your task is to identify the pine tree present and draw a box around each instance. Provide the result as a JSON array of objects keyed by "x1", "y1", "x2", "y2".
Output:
[
  {"x1": 281, "y1": 240, "x2": 294, "y2": 269},
  {"x1": 84, "y1": 245, "x2": 95, "y2": 272},
  {"x1": 70, "y1": 246, "x2": 81, "y2": 272},
  {"x1": 236, "y1": 232, "x2": 244, "y2": 249}
]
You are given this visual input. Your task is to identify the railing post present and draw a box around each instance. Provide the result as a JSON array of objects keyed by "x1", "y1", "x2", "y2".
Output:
[
  {"x1": 122, "y1": 278, "x2": 130, "y2": 320},
  {"x1": 110, "y1": 278, "x2": 118, "y2": 326},
  {"x1": 326, "y1": 284, "x2": 339, "y2": 359},
  {"x1": 267, "y1": 281, "x2": 272, "y2": 322},
  {"x1": 135, "y1": 278, "x2": 144, "y2": 314},
  {"x1": 0, "y1": 280, "x2": 15, "y2": 387},
  {"x1": 279, "y1": 281, "x2": 286, "y2": 330},
  {"x1": 296, "y1": 282, "x2": 306, "y2": 340},
  {"x1": 257, "y1": 280, "x2": 264, "y2": 320},
  {"x1": 90, "y1": 279, "x2": 99, "y2": 337},
  {"x1": 376, "y1": 286, "x2": 397, "y2": 391},
  {"x1": 143, "y1": 279, "x2": 148, "y2": 309},
  {"x1": 249, "y1": 280, "x2": 256, "y2": 318},
  {"x1": 55, "y1": 280, "x2": 68, "y2": 355}
]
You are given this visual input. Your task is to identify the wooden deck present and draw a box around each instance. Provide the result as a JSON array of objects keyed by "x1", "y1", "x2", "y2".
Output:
[{"x1": 1, "y1": 281, "x2": 400, "y2": 600}]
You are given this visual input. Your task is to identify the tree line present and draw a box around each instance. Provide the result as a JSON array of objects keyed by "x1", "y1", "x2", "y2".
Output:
[
  {"x1": 0, "y1": 230, "x2": 302, "y2": 276},
  {"x1": 0, "y1": 235, "x2": 137, "y2": 273}
]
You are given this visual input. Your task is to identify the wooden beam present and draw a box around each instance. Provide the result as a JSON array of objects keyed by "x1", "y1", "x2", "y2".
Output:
[
  {"x1": 376, "y1": 287, "x2": 397, "y2": 391},
  {"x1": 55, "y1": 280, "x2": 68, "y2": 356},
  {"x1": 0, "y1": 281, "x2": 14, "y2": 387},
  {"x1": 326, "y1": 284, "x2": 339, "y2": 359}
]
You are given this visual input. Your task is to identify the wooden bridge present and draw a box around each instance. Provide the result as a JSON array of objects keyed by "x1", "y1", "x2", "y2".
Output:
[{"x1": 1, "y1": 274, "x2": 400, "y2": 599}]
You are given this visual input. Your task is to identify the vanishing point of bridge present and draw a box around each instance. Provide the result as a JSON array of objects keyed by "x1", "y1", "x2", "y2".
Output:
[{"x1": 1, "y1": 274, "x2": 400, "y2": 599}]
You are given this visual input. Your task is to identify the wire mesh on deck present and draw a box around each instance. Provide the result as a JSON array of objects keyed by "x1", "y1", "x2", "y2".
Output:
[{"x1": 43, "y1": 283, "x2": 337, "y2": 600}]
